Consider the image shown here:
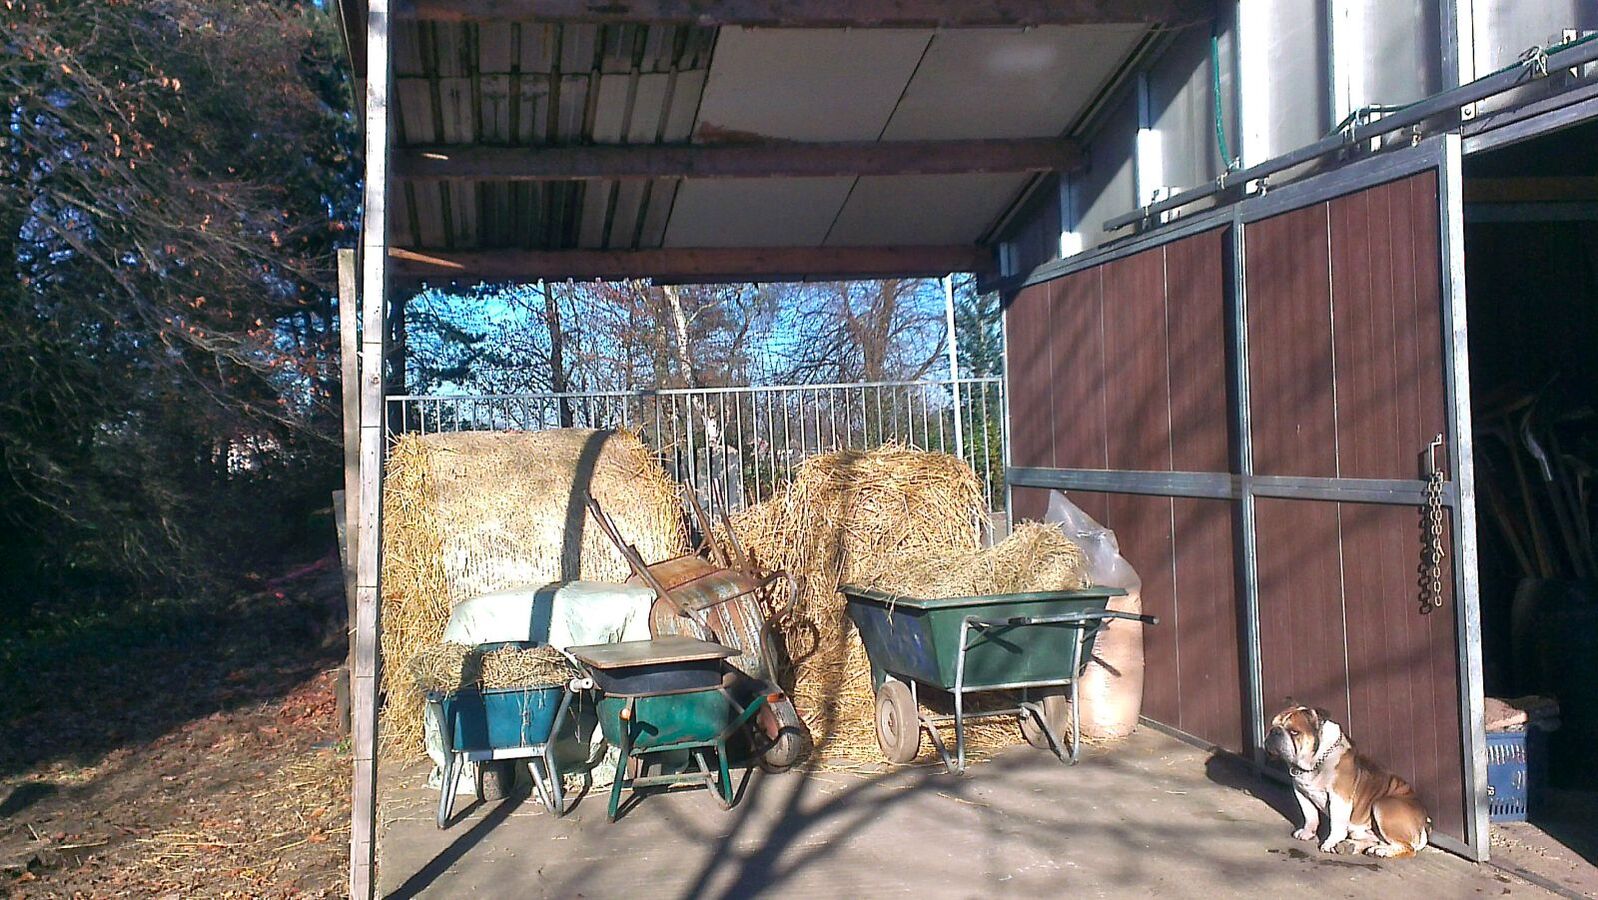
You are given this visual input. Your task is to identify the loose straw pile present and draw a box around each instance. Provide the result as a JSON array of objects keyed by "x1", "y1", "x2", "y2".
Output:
[{"x1": 409, "y1": 642, "x2": 577, "y2": 694}]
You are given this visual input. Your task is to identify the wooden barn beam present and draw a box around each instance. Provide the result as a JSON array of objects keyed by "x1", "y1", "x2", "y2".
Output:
[
  {"x1": 389, "y1": 245, "x2": 995, "y2": 282},
  {"x1": 396, "y1": 139, "x2": 1084, "y2": 182},
  {"x1": 397, "y1": 0, "x2": 1210, "y2": 27},
  {"x1": 350, "y1": 0, "x2": 389, "y2": 897}
]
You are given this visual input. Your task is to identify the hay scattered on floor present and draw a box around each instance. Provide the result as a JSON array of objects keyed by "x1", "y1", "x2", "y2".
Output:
[
  {"x1": 858, "y1": 522, "x2": 1088, "y2": 599},
  {"x1": 410, "y1": 642, "x2": 577, "y2": 693},
  {"x1": 381, "y1": 429, "x2": 684, "y2": 759}
]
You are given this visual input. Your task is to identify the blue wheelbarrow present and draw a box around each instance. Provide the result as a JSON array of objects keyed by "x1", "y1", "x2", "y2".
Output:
[{"x1": 428, "y1": 651, "x2": 591, "y2": 827}]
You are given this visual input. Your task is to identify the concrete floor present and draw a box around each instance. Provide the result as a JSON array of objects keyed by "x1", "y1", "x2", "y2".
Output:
[{"x1": 377, "y1": 729, "x2": 1574, "y2": 898}]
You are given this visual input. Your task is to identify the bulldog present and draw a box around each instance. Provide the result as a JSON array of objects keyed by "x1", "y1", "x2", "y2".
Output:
[{"x1": 1265, "y1": 705, "x2": 1430, "y2": 858}]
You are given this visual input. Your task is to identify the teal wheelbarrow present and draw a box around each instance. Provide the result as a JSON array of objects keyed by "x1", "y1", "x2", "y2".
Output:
[
  {"x1": 428, "y1": 652, "x2": 592, "y2": 827},
  {"x1": 840, "y1": 585, "x2": 1157, "y2": 774},
  {"x1": 567, "y1": 636, "x2": 775, "y2": 821}
]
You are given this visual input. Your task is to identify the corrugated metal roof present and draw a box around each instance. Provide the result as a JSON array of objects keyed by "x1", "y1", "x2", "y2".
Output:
[{"x1": 390, "y1": 20, "x2": 715, "y2": 253}]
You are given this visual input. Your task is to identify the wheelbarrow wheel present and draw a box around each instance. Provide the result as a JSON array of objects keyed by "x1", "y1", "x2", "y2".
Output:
[
  {"x1": 875, "y1": 680, "x2": 921, "y2": 764},
  {"x1": 760, "y1": 699, "x2": 813, "y2": 772},
  {"x1": 479, "y1": 760, "x2": 517, "y2": 801},
  {"x1": 1018, "y1": 689, "x2": 1071, "y2": 751}
]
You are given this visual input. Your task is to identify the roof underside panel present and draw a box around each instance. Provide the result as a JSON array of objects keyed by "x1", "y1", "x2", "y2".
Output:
[
  {"x1": 669, "y1": 25, "x2": 1146, "y2": 252},
  {"x1": 387, "y1": 19, "x2": 1152, "y2": 269}
]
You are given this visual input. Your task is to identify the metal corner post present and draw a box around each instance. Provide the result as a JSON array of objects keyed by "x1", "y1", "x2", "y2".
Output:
[
  {"x1": 1227, "y1": 209, "x2": 1265, "y2": 764},
  {"x1": 1438, "y1": 133, "x2": 1489, "y2": 861},
  {"x1": 350, "y1": 0, "x2": 391, "y2": 896}
]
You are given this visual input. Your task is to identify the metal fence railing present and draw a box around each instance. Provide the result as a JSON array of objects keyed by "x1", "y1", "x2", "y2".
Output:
[{"x1": 385, "y1": 377, "x2": 1008, "y2": 514}]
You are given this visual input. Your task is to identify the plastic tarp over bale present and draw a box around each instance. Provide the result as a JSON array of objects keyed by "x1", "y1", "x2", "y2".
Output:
[
  {"x1": 1043, "y1": 490, "x2": 1145, "y2": 740},
  {"x1": 380, "y1": 429, "x2": 685, "y2": 759}
]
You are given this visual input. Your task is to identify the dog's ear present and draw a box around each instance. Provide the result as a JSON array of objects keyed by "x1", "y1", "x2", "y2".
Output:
[{"x1": 1311, "y1": 707, "x2": 1334, "y2": 728}]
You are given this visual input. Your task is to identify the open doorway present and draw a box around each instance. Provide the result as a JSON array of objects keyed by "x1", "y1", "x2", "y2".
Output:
[{"x1": 1464, "y1": 117, "x2": 1598, "y2": 876}]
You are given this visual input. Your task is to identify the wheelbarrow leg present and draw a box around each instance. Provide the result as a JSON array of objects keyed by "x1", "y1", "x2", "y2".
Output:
[
  {"x1": 715, "y1": 743, "x2": 733, "y2": 808},
  {"x1": 952, "y1": 617, "x2": 975, "y2": 775},
  {"x1": 607, "y1": 698, "x2": 636, "y2": 822},
  {"x1": 544, "y1": 747, "x2": 566, "y2": 817},
  {"x1": 1069, "y1": 631, "x2": 1084, "y2": 765},
  {"x1": 436, "y1": 752, "x2": 462, "y2": 829}
]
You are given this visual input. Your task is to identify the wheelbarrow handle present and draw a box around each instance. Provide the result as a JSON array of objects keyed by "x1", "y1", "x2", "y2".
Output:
[{"x1": 972, "y1": 610, "x2": 1160, "y2": 628}]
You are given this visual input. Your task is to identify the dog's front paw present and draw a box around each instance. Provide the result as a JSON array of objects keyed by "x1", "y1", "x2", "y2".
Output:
[
  {"x1": 1319, "y1": 838, "x2": 1345, "y2": 853},
  {"x1": 1292, "y1": 827, "x2": 1317, "y2": 842}
]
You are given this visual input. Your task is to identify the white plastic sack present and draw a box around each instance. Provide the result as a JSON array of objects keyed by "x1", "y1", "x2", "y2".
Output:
[
  {"x1": 1045, "y1": 490, "x2": 1145, "y2": 740},
  {"x1": 425, "y1": 580, "x2": 655, "y2": 793}
]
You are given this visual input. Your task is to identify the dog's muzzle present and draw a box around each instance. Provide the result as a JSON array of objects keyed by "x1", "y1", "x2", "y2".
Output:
[{"x1": 1263, "y1": 726, "x2": 1295, "y2": 761}]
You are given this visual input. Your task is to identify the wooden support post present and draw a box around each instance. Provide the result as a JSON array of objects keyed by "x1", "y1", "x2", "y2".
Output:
[
  {"x1": 401, "y1": 0, "x2": 1212, "y2": 27},
  {"x1": 336, "y1": 248, "x2": 359, "y2": 739},
  {"x1": 394, "y1": 138, "x2": 1085, "y2": 181},
  {"x1": 350, "y1": 0, "x2": 390, "y2": 896},
  {"x1": 388, "y1": 245, "x2": 995, "y2": 284}
]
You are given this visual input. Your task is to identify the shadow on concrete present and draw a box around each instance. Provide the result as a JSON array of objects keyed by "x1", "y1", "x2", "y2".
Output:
[
  {"x1": 386, "y1": 794, "x2": 527, "y2": 900},
  {"x1": 1204, "y1": 750, "x2": 1299, "y2": 824}
]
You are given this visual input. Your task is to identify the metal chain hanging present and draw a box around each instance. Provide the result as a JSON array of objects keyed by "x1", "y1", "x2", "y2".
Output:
[{"x1": 1419, "y1": 461, "x2": 1448, "y2": 613}]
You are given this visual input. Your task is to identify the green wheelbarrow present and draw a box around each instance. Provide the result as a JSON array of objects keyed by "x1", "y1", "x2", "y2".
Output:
[
  {"x1": 567, "y1": 636, "x2": 774, "y2": 821},
  {"x1": 840, "y1": 585, "x2": 1157, "y2": 774}
]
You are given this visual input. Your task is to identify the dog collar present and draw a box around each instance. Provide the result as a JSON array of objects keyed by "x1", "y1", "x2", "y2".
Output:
[{"x1": 1290, "y1": 736, "x2": 1344, "y2": 777}]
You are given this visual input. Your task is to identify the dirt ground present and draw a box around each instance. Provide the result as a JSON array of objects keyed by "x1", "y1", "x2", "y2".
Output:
[{"x1": 0, "y1": 564, "x2": 352, "y2": 899}]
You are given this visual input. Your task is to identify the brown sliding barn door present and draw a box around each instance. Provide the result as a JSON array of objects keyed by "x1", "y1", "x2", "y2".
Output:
[
  {"x1": 1005, "y1": 138, "x2": 1483, "y2": 859},
  {"x1": 1240, "y1": 148, "x2": 1481, "y2": 856}
]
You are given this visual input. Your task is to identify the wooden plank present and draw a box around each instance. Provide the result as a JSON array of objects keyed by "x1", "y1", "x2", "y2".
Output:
[
  {"x1": 1049, "y1": 268, "x2": 1106, "y2": 471},
  {"x1": 1005, "y1": 281, "x2": 1052, "y2": 524},
  {"x1": 1245, "y1": 202, "x2": 1338, "y2": 478},
  {"x1": 1104, "y1": 494, "x2": 1178, "y2": 727},
  {"x1": 1163, "y1": 228, "x2": 1231, "y2": 473},
  {"x1": 1253, "y1": 498, "x2": 1350, "y2": 727},
  {"x1": 1100, "y1": 247, "x2": 1171, "y2": 473},
  {"x1": 337, "y1": 248, "x2": 360, "y2": 740},
  {"x1": 1171, "y1": 497, "x2": 1243, "y2": 752},
  {"x1": 399, "y1": 0, "x2": 1211, "y2": 27},
  {"x1": 351, "y1": 0, "x2": 391, "y2": 896},
  {"x1": 389, "y1": 244, "x2": 995, "y2": 282},
  {"x1": 395, "y1": 139, "x2": 1085, "y2": 181},
  {"x1": 1004, "y1": 283, "x2": 1053, "y2": 472},
  {"x1": 338, "y1": 249, "x2": 361, "y2": 637},
  {"x1": 1162, "y1": 227, "x2": 1242, "y2": 752}
]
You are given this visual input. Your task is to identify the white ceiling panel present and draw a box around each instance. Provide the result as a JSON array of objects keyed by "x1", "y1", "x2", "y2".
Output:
[
  {"x1": 882, "y1": 25, "x2": 1147, "y2": 140},
  {"x1": 664, "y1": 178, "x2": 855, "y2": 247},
  {"x1": 824, "y1": 174, "x2": 1030, "y2": 246},
  {"x1": 690, "y1": 28, "x2": 932, "y2": 141}
]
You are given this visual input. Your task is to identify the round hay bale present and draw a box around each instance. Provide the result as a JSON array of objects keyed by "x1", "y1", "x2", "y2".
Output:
[{"x1": 380, "y1": 428, "x2": 684, "y2": 759}]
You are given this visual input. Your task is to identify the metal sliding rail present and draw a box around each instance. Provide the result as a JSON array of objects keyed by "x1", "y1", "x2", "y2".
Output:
[{"x1": 1105, "y1": 34, "x2": 1598, "y2": 232}]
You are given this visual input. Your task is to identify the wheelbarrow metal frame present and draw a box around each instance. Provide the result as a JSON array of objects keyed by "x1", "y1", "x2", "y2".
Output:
[{"x1": 604, "y1": 688, "x2": 772, "y2": 821}]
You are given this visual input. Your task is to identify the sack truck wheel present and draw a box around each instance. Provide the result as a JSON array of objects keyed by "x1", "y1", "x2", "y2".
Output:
[
  {"x1": 875, "y1": 679, "x2": 921, "y2": 764},
  {"x1": 479, "y1": 760, "x2": 517, "y2": 801},
  {"x1": 1018, "y1": 689, "x2": 1071, "y2": 750},
  {"x1": 760, "y1": 699, "x2": 813, "y2": 772}
]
